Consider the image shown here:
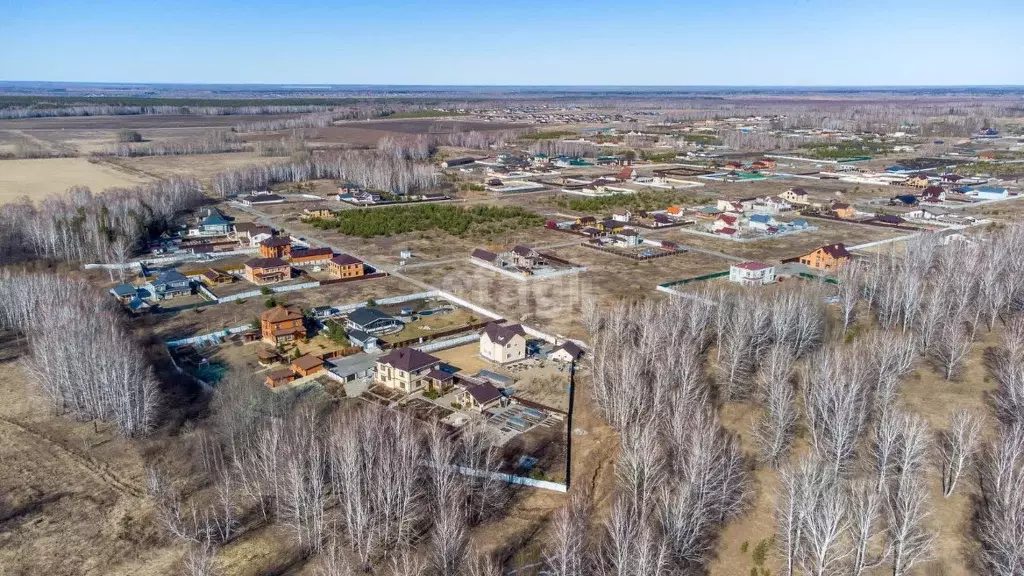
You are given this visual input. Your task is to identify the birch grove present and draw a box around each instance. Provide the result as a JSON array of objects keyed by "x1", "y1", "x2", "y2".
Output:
[{"x1": 0, "y1": 271, "x2": 158, "y2": 437}]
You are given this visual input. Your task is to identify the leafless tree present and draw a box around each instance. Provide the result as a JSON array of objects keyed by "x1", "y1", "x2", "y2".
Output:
[
  {"x1": 182, "y1": 543, "x2": 217, "y2": 576},
  {"x1": 886, "y1": 414, "x2": 934, "y2": 576},
  {"x1": 933, "y1": 316, "x2": 973, "y2": 381},
  {"x1": 975, "y1": 422, "x2": 1024, "y2": 576},
  {"x1": 838, "y1": 260, "x2": 863, "y2": 334},
  {"x1": 848, "y1": 479, "x2": 889, "y2": 575},
  {"x1": 542, "y1": 490, "x2": 592, "y2": 576},
  {"x1": 939, "y1": 410, "x2": 981, "y2": 497},
  {"x1": 752, "y1": 344, "x2": 797, "y2": 468},
  {"x1": 803, "y1": 346, "x2": 871, "y2": 477}
]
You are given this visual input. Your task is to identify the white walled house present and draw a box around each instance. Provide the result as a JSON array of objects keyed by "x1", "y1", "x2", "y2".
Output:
[
  {"x1": 729, "y1": 261, "x2": 776, "y2": 286},
  {"x1": 479, "y1": 323, "x2": 527, "y2": 364}
]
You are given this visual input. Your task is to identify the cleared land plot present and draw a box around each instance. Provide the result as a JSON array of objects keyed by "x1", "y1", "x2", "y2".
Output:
[
  {"x1": 654, "y1": 218, "x2": 911, "y2": 262},
  {"x1": 378, "y1": 307, "x2": 481, "y2": 345},
  {"x1": 105, "y1": 152, "x2": 282, "y2": 182},
  {"x1": 0, "y1": 157, "x2": 151, "y2": 203}
]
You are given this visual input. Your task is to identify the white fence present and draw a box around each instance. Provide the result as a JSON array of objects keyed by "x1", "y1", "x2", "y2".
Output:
[
  {"x1": 435, "y1": 290, "x2": 502, "y2": 320},
  {"x1": 216, "y1": 281, "x2": 322, "y2": 303},
  {"x1": 450, "y1": 465, "x2": 567, "y2": 493},
  {"x1": 167, "y1": 325, "x2": 252, "y2": 347},
  {"x1": 415, "y1": 333, "x2": 480, "y2": 353}
]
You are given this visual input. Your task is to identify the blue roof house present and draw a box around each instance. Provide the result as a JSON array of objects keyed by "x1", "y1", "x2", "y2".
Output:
[
  {"x1": 198, "y1": 208, "x2": 232, "y2": 235},
  {"x1": 150, "y1": 269, "x2": 192, "y2": 300},
  {"x1": 748, "y1": 214, "x2": 777, "y2": 230},
  {"x1": 966, "y1": 186, "x2": 1009, "y2": 201}
]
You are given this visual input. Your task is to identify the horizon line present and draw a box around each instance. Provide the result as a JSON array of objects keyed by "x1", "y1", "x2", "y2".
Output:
[{"x1": 2, "y1": 80, "x2": 1024, "y2": 90}]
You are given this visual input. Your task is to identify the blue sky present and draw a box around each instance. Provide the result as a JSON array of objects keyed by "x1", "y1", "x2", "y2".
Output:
[{"x1": 2, "y1": 0, "x2": 1022, "y2": 85}]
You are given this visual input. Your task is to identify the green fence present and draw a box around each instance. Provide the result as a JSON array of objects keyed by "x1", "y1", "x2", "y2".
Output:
[{"x1": 659, "y1": 270, "x2": 730, "y2": 288}]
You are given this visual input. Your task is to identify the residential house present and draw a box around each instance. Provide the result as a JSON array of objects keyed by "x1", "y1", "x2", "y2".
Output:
[
  {"x1": 374, "y1": 347, "x2": 443, "y2": 393},
  {"x1": 457, "y1": 382, "x2": 504, "y2": 412},
  {"x1": 346, "y1": 307, "x2": 402, "y2": 335},
  {"x1": 748, "y1": 214, "x2": 777, "y2": 231},
  {"x1": 940, "y1": 173, "x2": 963, "y2": 184},
  {"x1": 290, "y1": 247, "x2": 334, "y2": 266},
  {"x1": 259, "y1": 237, "x2": 292, "y2": 259},
  {"x1": 550, "y1": 341, "x2": 584, "y2": 364},
  {"x1": 260, "y1": 305, "x2": 306, "y2": 345},
  {"x1": 920, "y1": 186, "x2": 946, "y2": 203},
  {"x1": 905, "y1": 207, "x2": 946, "y2": 220},
  {"x1": 338, "y1": 190, "x2": 382, "y2": 204},
  {"x1": 965, "y1": 185, "x2": 1009, "y2": 200},
  {"x1": 195, "y1": 208, "x2": 232, "y2": 236},
  {"x1": 713, "y1": 214, "x2": 739, "y2": 232},
  {"x1": 780, "y1": 188, "x2": 811, "y2": 205},
  {"x1": 716, "y1": 199, "x2": 744, "y2": 213},
  {"x1": 906, "y1": 175, "x2": 931, "y2": 188},
  {"x1": 479, "y1": 323, "x2": 527, "y2": 364},
  {"x1": 328, "y1": 253, "x2": 365, "y2": 279},
  {"x1": 291, "y1": 354, "x2": 324, "y2": 378},
  {"x1": 891, "y1": 194, "x2": 920, "y2": 207},
  {"x1": 798, "y1": 243, "x2": 851, "y2": 272},
  {"x1": 756, "y1": 196, "x2": 792, "y2": 215},
  {"x1": 612, "y1": 209, "x2": 632, "y2": 223},
  {"x1": 831, "y1": 202, "x2": 857, "y2": 219},
  {"x1": 150, "y1": 269, "x2": 192, "y2": 300},
  {"x1": 240, "y1": 191, "x2": 286, "y2": 206},
  {"x1": 616, "y1": 166, "x2": 637, "y2": 180},
  {"x1": 110, "y1": 283, "x2": 138, "y2": 303},
  {"x1": 666, "y1": 205, "x2": 683, "y2": 216},
  {"x1": 265, "y1": 368, "x2": 297, "y2": 388},
  {"x1": 874, "y1": 214, "x2": 905, "y2": 226},
  {"x1": 244, "y1": 257, "x2": 291, "y2": 285},
  {"x1": 233, "y1": 222, "x2": 274, "y2": 247},
  {"x1": 598, "y1": 220, "x2": 625, "y2": 233},
  {"x1": 337, "y1": 182, "x2": 363, "y2": 195},
  {"x1": 508, "y1": 246, "x2": 546, "y2": 269},
  {"x1": 346, "y1": 330, "x2": 380, "y2": 351},
  {"x1": 614, "y1": 229, "x2": 642, "y2": 246},
  {"x1": 576, "y1": 216, "x2": 597, "y2": 227},
  {"x1": 730, "y1": 261, "x2": 776, "y2": 286},
  {"x1": 471, "y1": 248, "x2": 499, "y2": 265},
  {"x1": 301, "y1": 207, "x2": 334, "y2": 220},
  {"x1": 442, "y1": 157, "x2": 476, "y2": 169},
  {"x1": 201, "y1": 268, "x2": 235, "y2": 287},
  {"x1": 652, "y1": 213, "x2": 673, "y2": 227}
]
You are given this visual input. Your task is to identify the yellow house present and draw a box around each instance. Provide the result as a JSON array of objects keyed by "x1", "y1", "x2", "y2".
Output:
[
  {"x1": 780, "y1": 187, "x2": 811, "y2": 205},
  {"x1": 479, "y1": 323, "x2": 527, "y2": 364},
  {"x1": 831, "y1": 202, "x2": 857, "y2": 219},
  {"x1": 374, "y1": 347, "x2": 443, "y2": 393}
]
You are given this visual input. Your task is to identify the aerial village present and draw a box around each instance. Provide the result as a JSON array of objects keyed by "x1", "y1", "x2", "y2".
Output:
[{"x1": 6, "y1": 88, "x2": 1024, "y2": 575}]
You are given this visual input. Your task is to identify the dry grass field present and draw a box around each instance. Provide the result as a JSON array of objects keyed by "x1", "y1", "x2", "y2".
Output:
[{"x1": 0, "y1": 157, "x2": 153, "y2": 203}]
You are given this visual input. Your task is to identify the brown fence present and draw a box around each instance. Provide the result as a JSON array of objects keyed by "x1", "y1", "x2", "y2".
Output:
[
  {"x1": 319, "y1": 271, "x2": 388, "y2": 286},
  {"x1": 581, "y1": 242, "x2": 684, "y2": 261}
]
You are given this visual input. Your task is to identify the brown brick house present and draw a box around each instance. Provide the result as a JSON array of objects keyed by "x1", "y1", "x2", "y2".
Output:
[
  {"x1": 260, "y1": 305, "x2": 306, "y2": 345},
  {"x1": 328, "y1": 254, "x2": 365, "y2": 279},
  {"x1": 291, "y1": 354, "x2": 324, "y2": 377},
  {"x1": 259, "y1": 237, "x2": 292, "y2": 258},
  {"x1": 798, "y1": 243, "x2": 851, "y2": 272},
  {"x1": 244, "y1": 257, "x2": 291, "y2": 285},
  {"x1": 289, "y1": 247, "x2": 334, "y2": 266}
]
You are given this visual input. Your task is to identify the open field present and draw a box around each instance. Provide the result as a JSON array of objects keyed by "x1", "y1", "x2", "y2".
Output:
[
  {"x1": 0, "y1": 157, "x2": 152, "y2": 203},
  {"x1": 0, "y1": 114, "x2": 300, "y2": 131},
  {"x1": 105, "y1": 152, "x2": 281, "y2": 182}
]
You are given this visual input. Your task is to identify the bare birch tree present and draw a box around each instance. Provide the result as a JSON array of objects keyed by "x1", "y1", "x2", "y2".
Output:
[{"x1": 939, "y1": 410, "x2": 981, "y2": 497}]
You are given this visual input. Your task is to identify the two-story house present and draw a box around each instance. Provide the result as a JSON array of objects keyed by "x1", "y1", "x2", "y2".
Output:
[
  {"x1": 259, "y1": 237, "x2": 292, "y2": 259},
  {"x1": 479, "y1": 323, "x2": 527, "y2": 364},
  {"x1": 244, "y1": 257, "x2": 291, "y2": 285},
  {"x1": 729, "y1": 261, "x2": 777, "y2": 286},
  {"x1": 150, "y1": 269, "x2": 192, "y2": 300},
  {"x1": 374, "y1": 347, "x2": 443, "y2": 393},
  {"x1": 328, "y1": 254, "x2": 365, "y2": 279},
  {"x1": 260, "y1": 305, "x2": 306, "y2": 345},
  {"x1": 798, "y1": 243, "x2": 851, "y2": 272}
]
